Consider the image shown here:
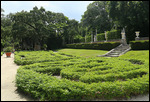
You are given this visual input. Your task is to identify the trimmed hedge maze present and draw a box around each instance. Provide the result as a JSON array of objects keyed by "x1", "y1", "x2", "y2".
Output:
[{"x1": 15, "y1": 51, "x2": 149, "y2": 101}]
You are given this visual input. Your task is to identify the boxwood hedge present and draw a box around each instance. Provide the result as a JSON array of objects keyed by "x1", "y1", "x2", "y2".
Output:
[
  {"x1": 66, "y1": 42, "x2": 120, "y2": 50},
  {"x1": 15, "y1": 50, "x2": 149, "y2": 101},
  {"x1": 129, "y1": 40, "x2": 149, "y2": 50}
]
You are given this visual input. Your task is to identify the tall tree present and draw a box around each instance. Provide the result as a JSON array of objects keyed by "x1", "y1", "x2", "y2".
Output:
[
  {"x1": 11, "y1": 6, "x2": 69, "y2": 50},
  {"x1": 1, "y1": 8, "x2": 14, "y2": 49},
  {"x1": 81, "y1": 1, "x2": 112, "y2": 34},
  {"x1": 107, "y1": 1, "x2": 149, "y2": 42}
]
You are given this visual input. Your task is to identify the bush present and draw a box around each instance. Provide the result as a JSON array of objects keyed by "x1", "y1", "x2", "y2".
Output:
[
  {"x1": 1, "y1": 51, "x2": 4, "y2": 56},
  {"x1": 66, "y1": 42, "x2": 120, "y2": 50},
  {"x1": 130, "y1": 40, "x2": 149, "y2": 50},
  {"x1": 15, "y1": 50, "x2": 149, "y2": 101},
  {"x1": 97, "y1": 33, "x2": 105, "y2": 41},
  {"x1": 107, "y1": 30, "x2": 121, "y2": 40},
  {"x1": 85, "y1": 35, "x2": 92, "y2": 42},
  {"x1": 4, "y1": 46, "x2": 13, "y2": 52},
  {"x1": 15, "y1": 52, "x2": 149, "y2": 101}
]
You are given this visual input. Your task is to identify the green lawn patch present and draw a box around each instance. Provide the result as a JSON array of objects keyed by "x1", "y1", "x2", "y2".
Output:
[{"x1": 56, "y1": 48, "x2": 108, "y2": 58}]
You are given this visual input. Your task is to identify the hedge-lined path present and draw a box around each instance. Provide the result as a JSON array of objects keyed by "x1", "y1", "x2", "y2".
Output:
[
  {"x1": 1, "y1": 53, "x2": 149, "y2": 101},
  {"x1": 1, "y1": 53, "x2": 36, "y2": 101}
]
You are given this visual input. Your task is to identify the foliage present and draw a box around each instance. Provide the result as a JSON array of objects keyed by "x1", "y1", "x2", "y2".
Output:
[
  {"x1": 107, "y1": 29, "x2": 121, "y2": 40},
  {"x1": 97, "y1": 33, "x2": 105, "y2": 41},
  {"x1": 14, "y1": 51, "x2": 75, "y2": 65},
  {"x1": 81, "y1": 1, "x2": 149, "y2": 43},
  {"x1": 11, "y1": 7, "x2": 69, "y2": 50},
  {"x1": 81, "y1": 1, "x2": 112, "y2": 34},
  {"x1": 1, "y1": 1, "x2": 149, "y2": 50},
  {"x1": 15, "y1": 50, "x2": 149, "y2": 101},
  {"x1": 1, "y1": 51, "x2": 4, "y2": 56},
  {"x1": 4, "y1": 46, "x2": 13, "y2": 52},
  {"x1": 42, "y1": 44, "x2": 47, "y2": 50},
  {"x1": 1, "y1": 12, "x2": 14, "y2": 49},
  {"x1": 107, "y1": 1, "x2": 149, "y2": 42},
  {"x1": 129, "y1": 40, "x2": 149, "y2": 50}
]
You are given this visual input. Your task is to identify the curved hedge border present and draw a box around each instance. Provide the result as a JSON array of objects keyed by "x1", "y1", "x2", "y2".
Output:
[{"x1": 15, "y1": 51, "x2": 149, "y2": 101}]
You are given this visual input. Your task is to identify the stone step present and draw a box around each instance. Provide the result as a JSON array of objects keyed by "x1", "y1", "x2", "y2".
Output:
[
  {"x1": 115, "y1": 49, "x2": 128, "y2": 51},
  {"x1": 108, "y1": 55, "x2": 119, "y2": 57},
  {"x1": 98, "y1": 44, "x2": 131, "y2": 57},
  {"x1": 109, "y1": 53, "x2": 120, "y2": 55},
  {"x1": 115, "y1": 47, "x2": 130, "y2": 50},
  {"x1": 112, "y1": 50, "x2": 122, "y2": 53},
  {"x1": 112, "y1": 51, "x2": 123, "y2": 53}
]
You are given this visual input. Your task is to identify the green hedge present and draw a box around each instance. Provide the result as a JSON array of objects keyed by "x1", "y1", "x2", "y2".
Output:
[
  {"x1": 130, "y1": 40, "x2": 149, "y2": 50},
  {"x1": 66, "y1": 42, "x2": 120, "y2": 50},
  {"x1": 86, "y1": 35, "x2": 91, "y2": 42},
  {"x1": 83, "y1": 30, "x2": 121, "y2": 43},
  {"x1": 107, "y1": 30, "x2": 121, "y2": 40},
  {"x1": 97, "y1": 33, "x2": 105, "y2": 41}
]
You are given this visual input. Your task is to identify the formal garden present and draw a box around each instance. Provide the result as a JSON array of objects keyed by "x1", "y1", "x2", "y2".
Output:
[
  {"x1": 13, "y1": 47, "x2": 149, "y2": 101},
  {"x1": 1, "y1": 1, "x2": 149, "y2": 101}
]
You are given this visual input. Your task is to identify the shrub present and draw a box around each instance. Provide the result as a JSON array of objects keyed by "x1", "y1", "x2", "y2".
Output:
[
  {"x1": 4, "y1": 46, "x2": 13, "y2": 52},
  {"x1": 107, "y1": 30, "x2": 121, "y2": 40},
  {"x1": 86, "y1": 35, "x2": 92, "y2": 42},
  {"x1": 66, "y1": 42, "x2": 120, "y2": 50},
  {"x1": 97, "y1": 33, "x2": 105, "y2": 41},
  {"x1": 15, "y1": 50, "x2": 149, "y2": 101},
  {"x1": 1, "y1": 51, "x2": 4, "y2": 56},
  {"x1": 129, "y1": 40, "x2": 149, "y2": 50}
]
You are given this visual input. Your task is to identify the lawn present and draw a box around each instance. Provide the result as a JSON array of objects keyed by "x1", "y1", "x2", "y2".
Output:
[
  {"x1": 14, "y1": 49, "x2": 149, "y2": 101},
  {"x1": 56, "y1": 48, "x2": 108, "y2": 58}
]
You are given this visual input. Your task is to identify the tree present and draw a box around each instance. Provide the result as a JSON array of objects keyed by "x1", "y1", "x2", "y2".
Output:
[
  {"x1": 107, "y1": 1, "x2": 149, "y2": 42},
  {"x1": 1, "y1": 8, "x2": 14, "y2": 49},
  {"x1": 81, "y1": 1, "x2": 112, "y2": 35},
  {"x1": 11, "y1": 6, "x2": 70, "y2": 50}
]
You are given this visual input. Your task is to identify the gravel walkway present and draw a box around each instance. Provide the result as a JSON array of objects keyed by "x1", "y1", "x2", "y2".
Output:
[{"x1": 1, "y1": 53, "x2": 149, "y2": 101}]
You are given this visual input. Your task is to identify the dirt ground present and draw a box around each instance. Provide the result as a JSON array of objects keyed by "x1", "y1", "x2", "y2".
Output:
[{"x1": 1, "y1": 53, "x2": 149, "y2": 101}]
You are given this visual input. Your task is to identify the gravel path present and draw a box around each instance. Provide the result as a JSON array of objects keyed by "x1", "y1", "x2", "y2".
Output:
[{"x1": 1, "y1": 53, "x2": 149, "y2": 101}]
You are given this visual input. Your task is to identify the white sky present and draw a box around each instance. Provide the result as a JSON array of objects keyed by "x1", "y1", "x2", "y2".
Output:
[{"x1": 1, "y1": 1, "x2": 94, "y2": 22}]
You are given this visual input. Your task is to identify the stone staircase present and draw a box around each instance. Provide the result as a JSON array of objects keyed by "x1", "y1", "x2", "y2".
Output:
[{"x1": 97, "y1": 44, "x2": 131, "y2": 57}]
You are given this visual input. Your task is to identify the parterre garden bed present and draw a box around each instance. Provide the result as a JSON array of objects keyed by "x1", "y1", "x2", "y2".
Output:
[{"x1": 14, "y1": 50, "x2": 149, "y2": 101}]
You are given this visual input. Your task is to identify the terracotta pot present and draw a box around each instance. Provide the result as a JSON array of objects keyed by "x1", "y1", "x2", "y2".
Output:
[{"x1": 5, "y1": 52, "x2": 11, "y2": 57}]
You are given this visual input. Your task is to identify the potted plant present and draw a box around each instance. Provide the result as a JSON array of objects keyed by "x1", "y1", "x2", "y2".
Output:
[{"x1": 4, "y1": 47, "x2": 13, "y2": 57}]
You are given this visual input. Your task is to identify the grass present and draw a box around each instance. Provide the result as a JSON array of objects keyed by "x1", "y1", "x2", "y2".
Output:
[
  {"x1": 56, "y1": 48, "x2": 108, "y2": 58},
  {"x1": 119, "y1": 50, "x2": 149, "y2": 60}
]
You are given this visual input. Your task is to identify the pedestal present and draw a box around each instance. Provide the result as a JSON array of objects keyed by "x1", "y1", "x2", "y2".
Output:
[
  {"x1": 121, "y1": 39, "x2": 127, "y2": 45},
  {"x1": 135, "y1": 37, "x2": 140, "y2": 41}
]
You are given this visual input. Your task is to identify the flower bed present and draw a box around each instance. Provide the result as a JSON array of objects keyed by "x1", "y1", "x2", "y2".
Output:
[{"x1": 15, "y1": 50, "x2": 149, "y2": 101}]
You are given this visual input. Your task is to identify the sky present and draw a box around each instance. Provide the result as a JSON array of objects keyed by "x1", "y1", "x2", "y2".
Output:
[{"x1": 1, "y1": 1, "x2": 94, "y2": 22}]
